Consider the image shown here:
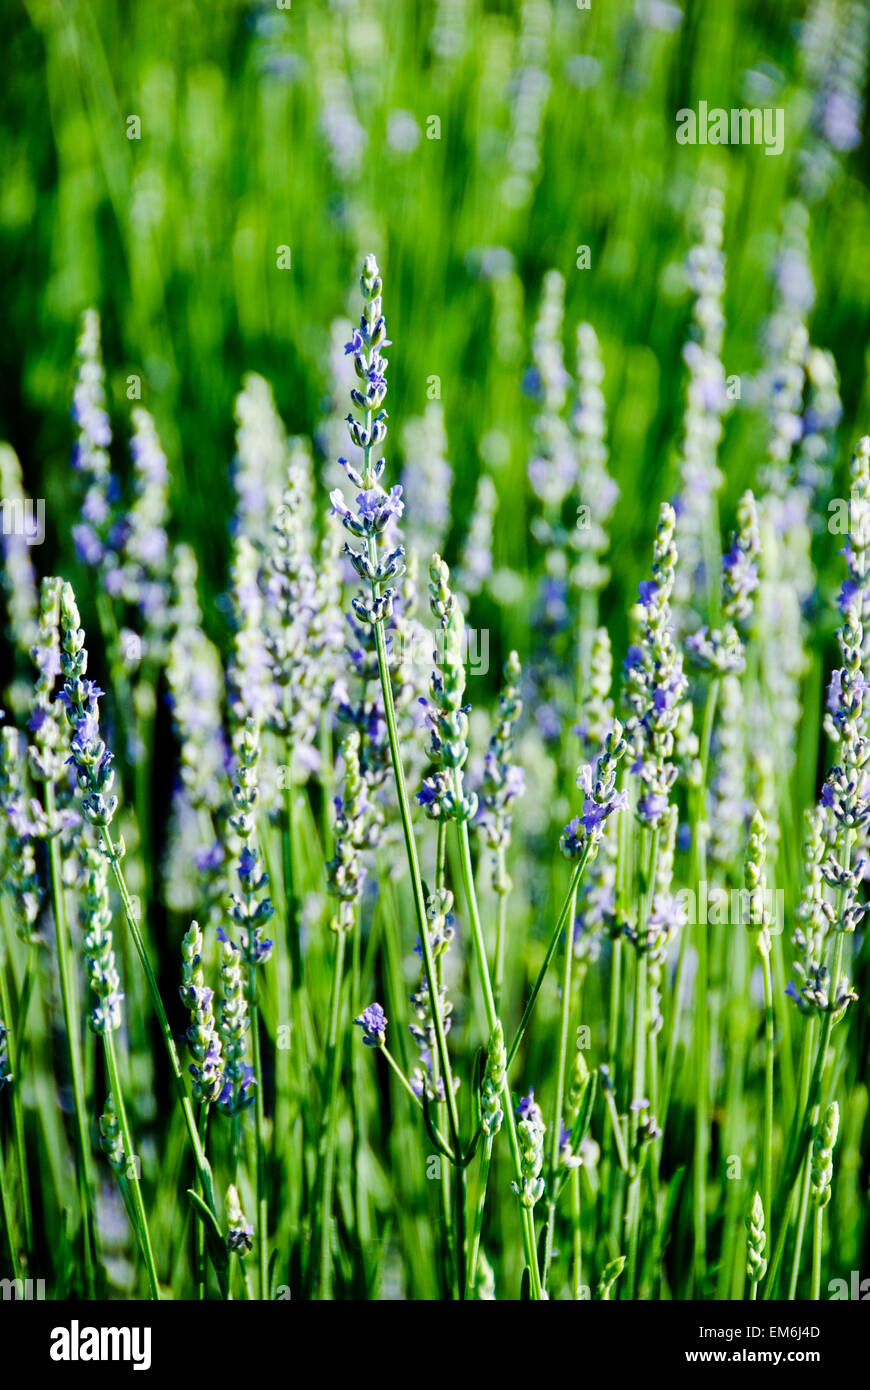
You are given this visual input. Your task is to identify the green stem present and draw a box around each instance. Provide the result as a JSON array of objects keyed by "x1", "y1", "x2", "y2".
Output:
[
  {"x1": 369, "y1": 600, "x2": 462, "y2": 1152},
  {"x1": 625, "y1": 949, "x2": 648, "y2": 1296},
  {"x1": 603, "y1": 1086, "x2": 630, "y2": 1172},
  {"x1": 380, "y1": 1045, "x2": 453, "y2": 1154},
  {"x1": 659, "y1": 927, "x2": 687, "y2": 1130},
  {"x1": 788, "y1": 1144, "x2": 813, "y2": 1300},
  {"x1": 196, "y1": 1103, "x2": 209, "y2": 1300},
  {"x1": 432, "y1": 818, "x2": 453, "y2": 1288},
  {"x1": 766, "y1": 873, "x2": 849, "y2": 1297},
  {"x1": 786, "y1": 1019, "x2": 816, "y2": 1300},
  {"x1": 283, "y1": 759, "x2": 302, "y2": 989},
  {"x1": 318, "y1": 924, "x2": 347, "y2": 1298},
  {"x1": 760, "y1": 945, "x2": 775, "y2": 1226},
  {"x1": 493, "y1": 853, "x2": 508, "y2": 1011},
  {"x1": 543, "y1": 878, "x2": 579, "y2": 1292},
  {"x1": 570, "y1": 1165, "x2": 582, "y2": 1299},
  {"x1": 506, "y1": 848, "x2": 591, "y2": 1073},
  {"x1": 103, "y1": 1029, "x2": 160, "y2": 1298},
  {"x1": 0, "y1": 949, "x2": 32, "y2": 1262},
  {"x1": 248, "y1": 973, "x2": 268, "y2": 1299},
  {"x1": 466, "y1": 1136, "x2": 493, "y2": 1297},
  {"x1": 691, "y1": 678, "x2": 719, "y2": 1293},
  {"x1": 811, "y1": 1206, "x2": 823, "y2": 1301},
  {"x1": 0, "y1": 1128, "x2": 21, "y2": 1282},
  {"x1": 101, "y1": 825, "x2": 227, "y2": 1297},
  {"x1": 45, "y1": 783, "x2": 97, "y2": 1297},
  {"x1": 456, "y1": 821, "x2": 542, "y2": 1300},
  {"x1": 625, "y1": 827, "x2": 658, "y2": 1297}
]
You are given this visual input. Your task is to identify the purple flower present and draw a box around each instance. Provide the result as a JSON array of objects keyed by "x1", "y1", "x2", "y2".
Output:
[
  {"x1": 840, "y1": 579, "x2": 861, "y2": 614},
  {"x1": 354, "y1": 1001, "x2": 387, "y2": 1046},
  {"x1": 504, "y1": 764, "x2": 526, "y2": 803},
  {"x1": 562, "y1": 816, "x2": 585, "y2": 856},
  {"x1": 648, "y1": 894, "x2": 688, "y2": 934},
  {"x1": 516, "y1": 1089, "x2": 544, "y2": 1127},
  {"x1": 416, "y1": 779, "x2": 440, "y2": 807},
  {"x1": 624, "y1": 644, "x2": 645, "y2": 671},
  {"x1": 638, "y1": 579, "x2": 659, "y2": 607},
  {"x1": 535, "y1": 703, "x2": 561, "y2": 741},
  {"x1": 72, "y1": 524, "x2": 104, "y2": 567},
  {"x1": 195, "y1": 842, "x2": 224, "y2": 874},
  {"x1": 637, "y1": 790, "x2": 669, "y2": 825},
  {"x1": 238, "y1": 845, "x2": 258, "y2": 882},
  {"x1": 581, "y1": 792, "x2": 628, "y2": 833}
]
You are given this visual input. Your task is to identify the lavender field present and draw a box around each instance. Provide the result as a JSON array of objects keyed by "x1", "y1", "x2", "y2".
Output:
[{"x1": 1, "y1": 0, "x2": 870, "y2": 1309}]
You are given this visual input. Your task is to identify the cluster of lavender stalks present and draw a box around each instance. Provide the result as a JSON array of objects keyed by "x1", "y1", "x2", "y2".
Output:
[{"x1": 0, "y1": 252, "x2": 865, "y2": 1302}]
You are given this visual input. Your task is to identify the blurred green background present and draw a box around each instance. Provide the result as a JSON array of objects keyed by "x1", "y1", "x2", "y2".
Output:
[{"x1": 2, "y1": 0, "x2": 870, "y2": 642}]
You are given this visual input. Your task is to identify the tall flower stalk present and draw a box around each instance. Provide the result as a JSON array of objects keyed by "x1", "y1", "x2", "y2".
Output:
[
  {"x1": 57, "y1": 581, "x2": 228, "y2": 1297},
  {"x1": 331, "y1": 257, "x2": 548, "y2": 1297},
  {"x1": 318, "y1": 730, "x2": 367, "y2": 1297}
]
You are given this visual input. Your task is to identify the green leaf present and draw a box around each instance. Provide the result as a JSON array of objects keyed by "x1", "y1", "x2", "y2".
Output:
[{"x1": 186, "y1": 1188, "x2": 229, "y2": 1274}]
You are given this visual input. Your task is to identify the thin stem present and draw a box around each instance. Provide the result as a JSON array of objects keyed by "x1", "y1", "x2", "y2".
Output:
[
  {"x1": 0, "y1": 949, "x2": 33, "y2": 1262},
  {"x1": 101, "y1": 826, "x2": 227, "y2": 1297},
  {"x1": 543, "y1": 877, "x2": 579, "y2": 1292},
  {"x1": 318, "y1": 924, "x2": 348, "y2": 1298},
  {"x1": 369, "y1": 605, "x2": 462, "y2": 1151},
  {"x1": 787, "y1": 1020, "x2": 816, "y2": 1300},
  {"x1": 283, "y1": 759, "x2": 302, "y2": 989},
  {"x1": 380, "y1": 1045, "x2": 454, "y2": 1155},
  {"x1": 659, "y1": 927, "x2": 687, "y2": 1130},
  {"x1": 766, "y1": 869, "x2": 849, "y2": 1297},
  {"x1": 760, "y1": 946, "x2": 776, "y2": 1226},
  {"x1": 248, "y1": 972, "x2": 268, "y2": 1299},
  {"x1": 493, "y1": 850, "x2": 509, "y2": 1011},
  {"x1": 103, "y1": 1029, "x2": 160, "y2": 1299},
  {"x1": 0, "y1": 1129, "x2": 21, "y2": 1282},
  {"x1": 625, "y1": 948, "x2": 648, "y2": 1295},
  {"x1": 625, "y1": 827, "x2": 658, "y2": 1298},
  {"x1": 45, "y1": 783, "x2": 97, "y2": 1297},
  {"x1": 811, "y1": 1206, "x2": 823, "y2": 1301},
  {"x1": 788, "y1": 1145, "x2": 813, "y2": 1300},
  {"x1": 570, "y1": 1165, "x2": 582, "y2": 1299},
  {"x1": 691, "y1": 678, "x2": 719, "y2": 1292},
  {"x1": 603, "y1": 1087, "x2": 630, "y2": 1172},
  {"x1": 433, "y1": 818, "x2": 452, "y2": 1284},
  {"x1": 506, "y1": 848, "x2": 590, "y2": 1073},
  {"x1": 196, "y1": 1103, "x2": 210, "y2": 1300},
  {"x1": 466, "y1": 1136, "x2": 493, "y2": 1296},
  {"x1": 456, "y1": 821, "x2": 542, "y2": 1300}
]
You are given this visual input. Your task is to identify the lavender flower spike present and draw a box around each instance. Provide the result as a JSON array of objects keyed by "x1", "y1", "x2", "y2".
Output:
[
  {"x1": 58, "y1": 582, "x2": 118, "y2": 829},
  {"x1": 417, "y1": 555, "x2": 477, "y2": 824},
  {"x1": 180, "y1": 921, "x2": 224, "y2": 1103},
  {"x1": 216, "y1": 932, "x2": 254, "y2": 1116},
  {"x1": 226, "y1": 1183, "x2": 254, "y2": 1255},
  {"x1": 328, "y1": 255, "x2": 405, "y2": 630},
  {"x1": 326, "y1": 730, "x2": 368, "y2": 933},
  {"x1": 81, "y1": 842, "x2": 124, "y2": 1035},
  {"x1": 561, "y1": 720, "x2": 628, "y2": 858},
  {"x1": 624, "y1": 503, "x2": 687, "y2": 829}
]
